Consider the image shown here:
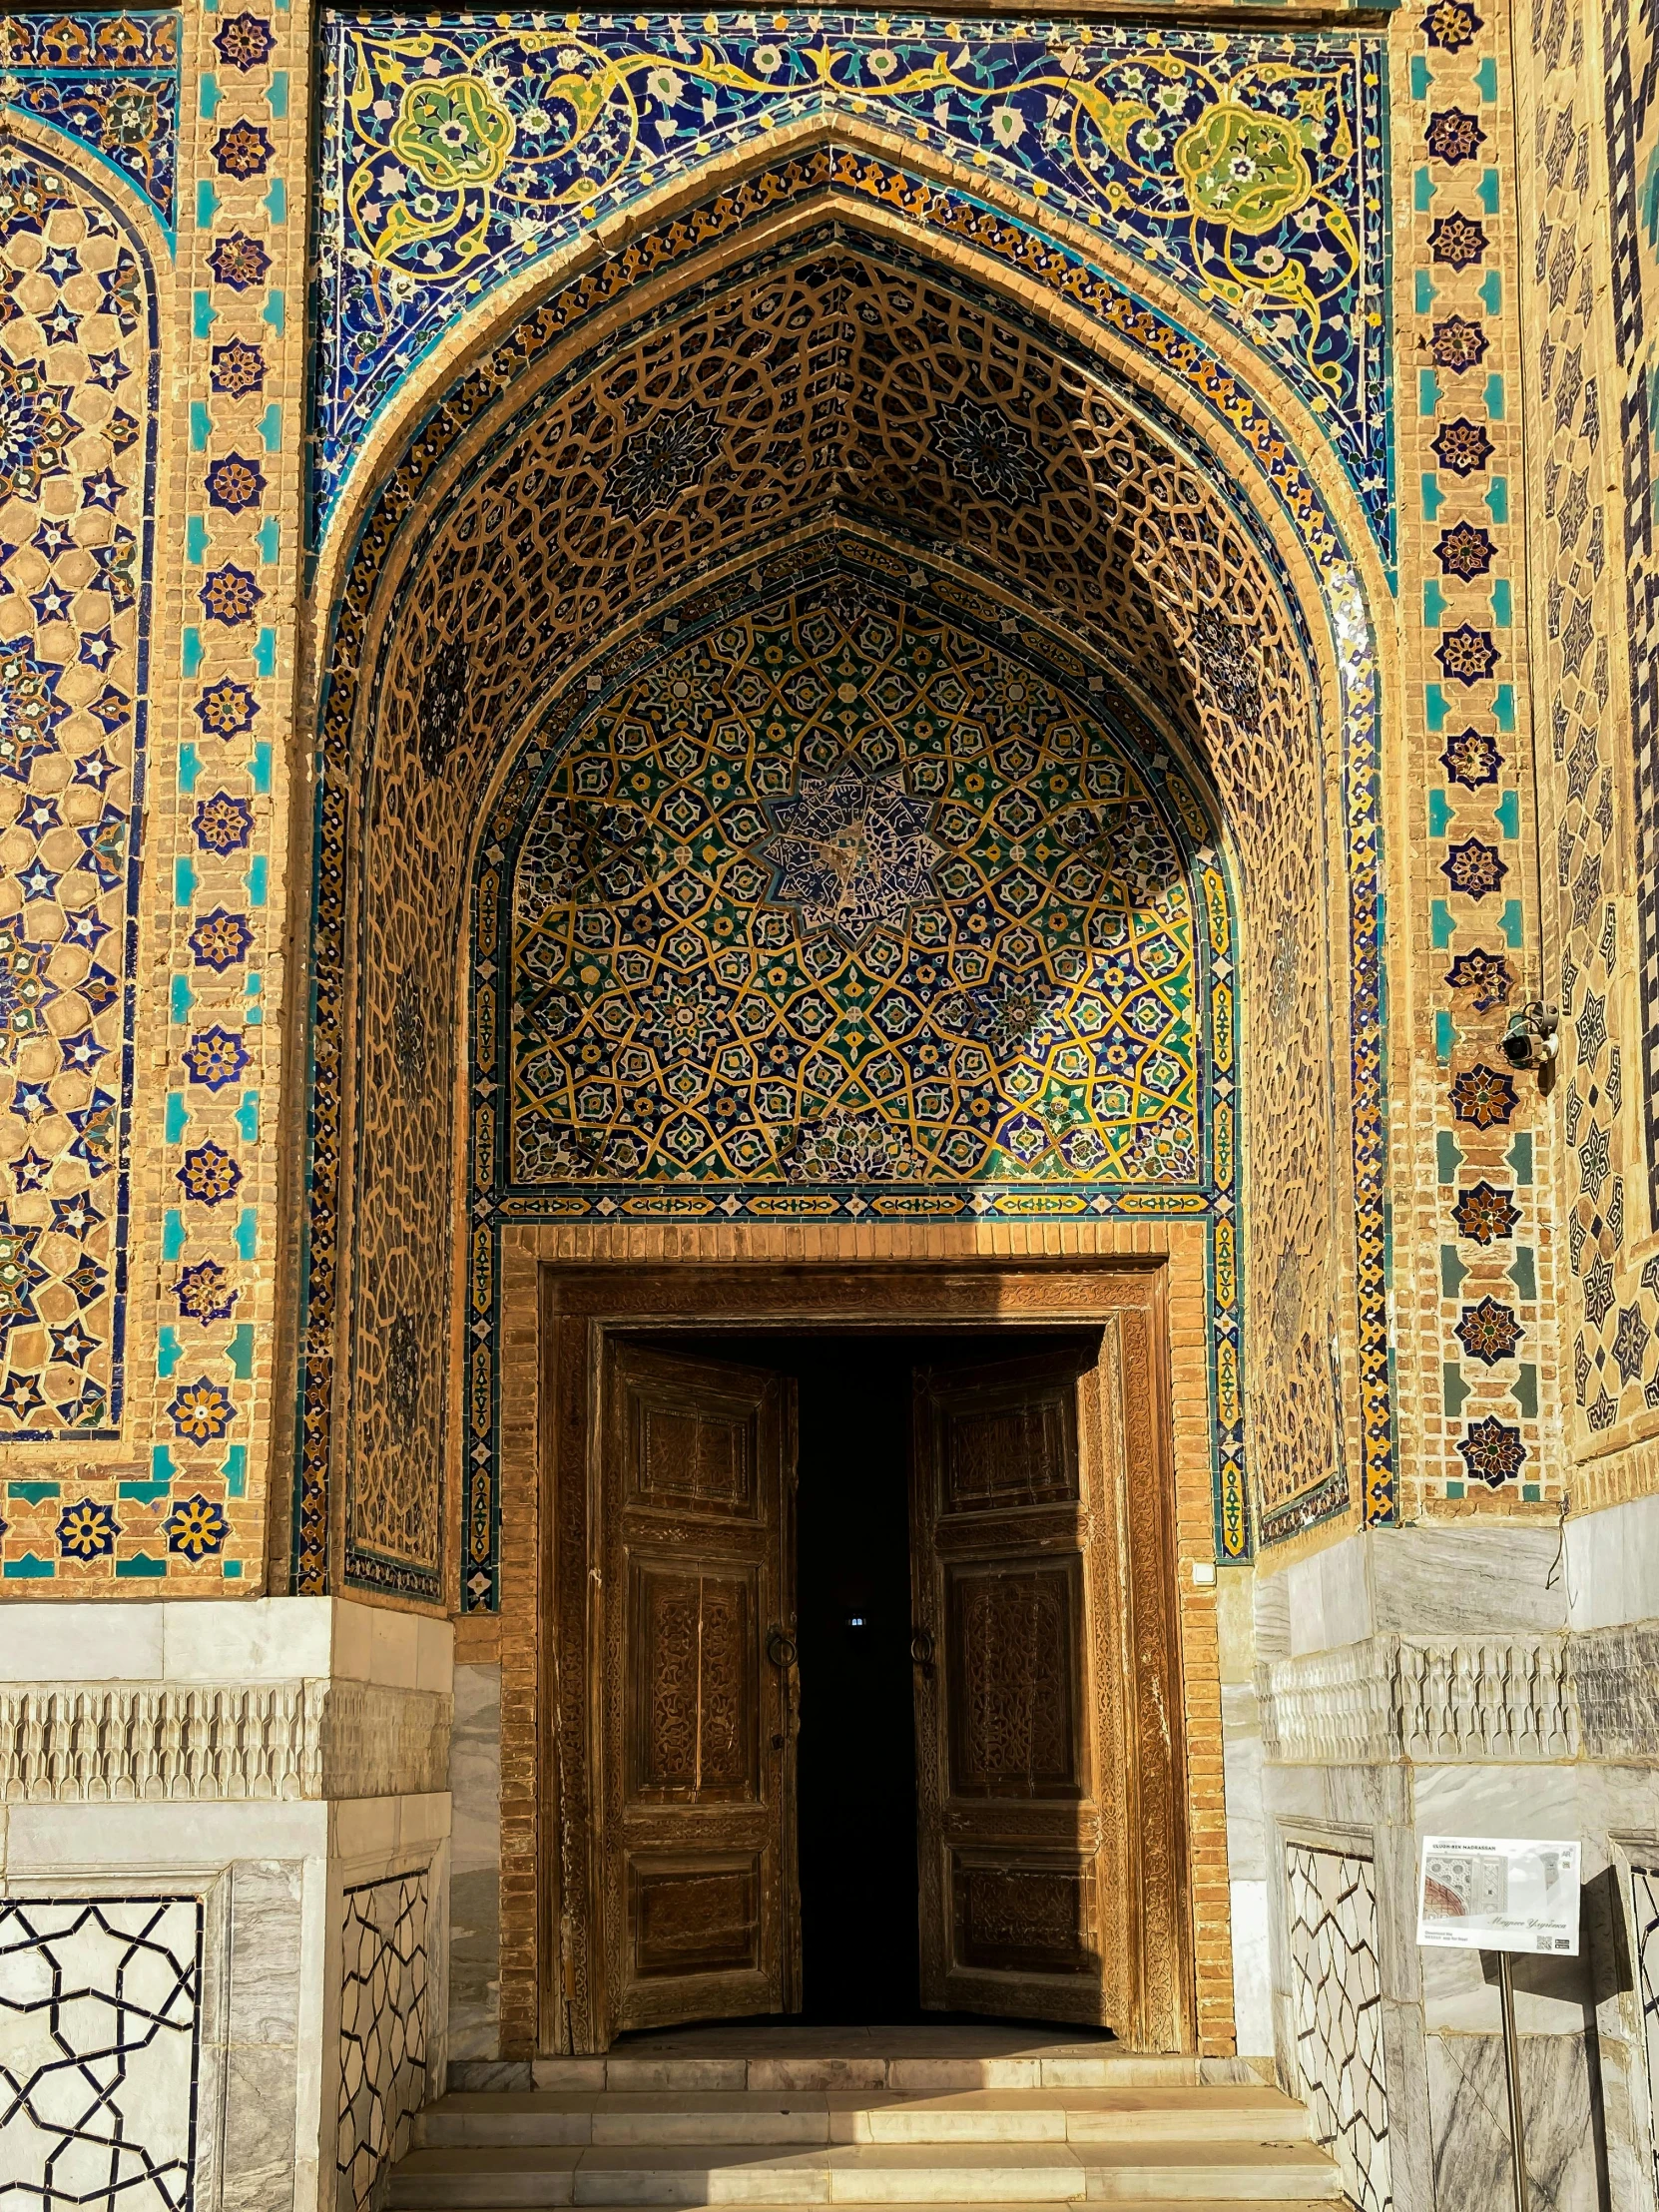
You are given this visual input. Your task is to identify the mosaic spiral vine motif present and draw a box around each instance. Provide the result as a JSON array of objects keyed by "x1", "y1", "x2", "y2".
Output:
[
  {"x1": 0, "y1": 13, "x2": 180, "y2": 236},
  {"x1": 505, "y1": 593, "x2": 1215, "y2": 1197},
  {"x1": 316, "y1": 13, "x2": 1386, "y2": 547}
]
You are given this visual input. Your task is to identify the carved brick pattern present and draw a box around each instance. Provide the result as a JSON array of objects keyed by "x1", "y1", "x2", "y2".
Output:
[
  {"x1": 1286, "y1": 1845, "x2": 1392, "y2": 2212},
  {"x1": 0, "y1": 1680, "x2": 451, "y2": 1802},
  {"x1": 336, "y1": 1872, "x2": 429, "y2": 2212},
  {"x1": 1632, "y1": 1866, "x2": 1659, "y2": 2204},
  {"x1": 1262, "y1": 1635, "x2": 1578, "y2": 1764},
  {"x1": 0, "y1": 1895, "x2": 202, "y2": 2210}
]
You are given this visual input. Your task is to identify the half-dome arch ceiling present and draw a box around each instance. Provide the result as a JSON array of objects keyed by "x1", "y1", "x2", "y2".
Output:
[
  {"x1": 305, "y1": 217, "x2": 1379, "y2": 1604},
  {"x1": 314, "y1": 12, "x2": 1387, "y2": 552}
]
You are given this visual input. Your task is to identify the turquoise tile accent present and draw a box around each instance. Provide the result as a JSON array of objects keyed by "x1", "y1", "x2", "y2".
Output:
[
  {"x1": 152, "y1": 1444, "x2": 176, "y2": 1479},
  {"x1": 1508, "y1": 1131, "x2": 1533, "y2": 1184},
  {"x1": 265, "y1": 178, "x2": 287, "y2": 225},
  {"x1": 120, "y1": 1479, "x2": 172, "y2": 1503},
  {"x1": 1474, "y1": 55, "x2": 1498, "y2": 99},
  {"x1": 1521, "y1": 1482, "x2": 1540, "y2": 1502},
  {"x1": 1431, "y1": 899, "x2": 1455, "y2": 949},
  {"x1": 4, "y1": 1556, "x2": 54, "y2": 1580},
  {"x1": 1485, "y1": 476, "x2": 1508, "y2": 522},
  {"x1": 223, "y1": 1559, "x2": 244, "y2": 1579},
  {"x1": 257, "y1": 517, "x2": 279, "y2": 565},
  {"x1": 1428, "y1": 789, "x2": 1451, "y2": 835},
  {"x1": 196, "y1": 179, "x2": 219, "y2": 230},
  {"x1": 1491, "y1": 579, "x2": 1511, "y2": 626},
  {"x1": 1478, "y1": 168, "x2": 1500, "y2": 212},
  {"x1": 116, "y1": 1555, "x2": 168, "y2": 1579},
  {"x1": 236, "y1": 1209, "x2": 258, "y2": 1261},
  {"x1": 1425, "y1": 683, "x2": 1449, "y2": 732},
  {"x1": 174, "y1": 857, "x2": 197, "y2": 907},
  {"x1": 170, "y1": 973, "x2": 194, "y2": 1023},
  {"x1": 1435, "y1": 1008, "x2": 1454, "y2": 1062},
  {"x1": 193, "y1": 290, "x2": 218, "y2": 338},
  {"x1": 250, "y1": 742, "x2": 273, "y2": 795},
  {"x1": 183, "y1": 628, "x2": 204, "y2": 677},
  {"x1": 263, "y1": 288, "x2": 284, "y2": 334},
  {"x1": 259, "y1": 403, "x2": 282, "y2": 452},
  {"x1": 1513, "y1": 1364, "x2": 1538, "y2": 1416},
  {"x1": 236, "y1": 1092, "x2": 259, "y2": 1142},
  {"x1": 1445, "y1": 1481, "x2": 1466, "y2": 1499},
  {"x1": 1500, "y1": 899, "x2": 1524, "y2": 946},
  {"x1": 165, "y1": 1095, "x2": 189, "y2": 1142},
  {"x1": 1484, "y1": 372, "x2": 1505, "y2": 420},
  {"x1": 1411, "y1": 56, "x2": 1432, "y2": 99},
  {"x1": 1423, "y1": 580, "x2": 1446, "y2": 627},
  {"x1": 190, "y1": 401, "x2": 212, "y2": 452},
  {"x1": 254, "y1": 628, "x2": 276, "y2": 677},
  {"x1": 1478, "y1": 268, "x2": 1501, "y2": 314},
  {"x1": 224, "y1": 1444, "x2": 248, "y2": 1499},
  {"x1": 1414, "y1": 165, "x2": 1436, "y2": 211},
  {"x1": 187, "y1": 516, "x2": 210, "y2": 563},
  {"x1": 1415, "y1": 269, "x2": 1436, "y2": 312},
  {"x1": 1443, "y1": 1363, "x2": 1470, "y2": 1415},
  {"x1": 245, "y1": 972, "x2": 263, "y2": 1025},
  {"x1": 249, "y1": 855, "x2": 269, "y2": 904},
  {"x1": 227, "y1": 1324, "x2": 255, "y2": 1380},
  {"x1": 1441, "y1": 1244, "x2": 1469, "y2": 1296},
  {"x1": 179, "y1": 743, "x2": 201, "y2": 796},
  {"x1": 1421, "y1": 472, "x2": 1444, "y2": 519},
  {"x1": 162, "y1": 1209, "x2": 187, "y2": 1261},
  {"x1": 8, "y1": 1480, "x2": 60, "y2": 1504},
  {"x1": 1437, "y1": 1131, "x2": 1464, "y2": 1185},
  {"x1": 1495, "y1": 790, "x2": 1520, "y2": 837},
  {"x1": 200, "y1": 71, "x2": 221, "y2": 119},
  {"x1": 1510, "y1": 1246, "x2": 1537, "y2": 1300},
  {"x1": 269, "y1": 69, "x2": 290, "y2": 118},
  {"x1": 1492, "y1": 684, "x2": 1515, "y2": 731},
  {"x1": 1418, "y1": 367, "x2": 1441, "y2": 415},
  {"x1": 157, "y1": 1326, "x2": 181, "y2": 1380}
]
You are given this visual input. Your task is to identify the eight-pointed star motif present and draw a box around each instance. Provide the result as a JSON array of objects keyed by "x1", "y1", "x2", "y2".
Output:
[{"x1": 759, "y1": 760, "x2": 944, "y2": 947}]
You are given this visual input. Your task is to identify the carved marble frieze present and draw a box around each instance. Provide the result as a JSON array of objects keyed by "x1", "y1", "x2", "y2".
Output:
[
  {"x1": 0, "y1": 1677, "x2": 452, "y2": 1802},
  {"x1": 1259, "y1": 1632, "x2": 1581, "y2": 1766}
]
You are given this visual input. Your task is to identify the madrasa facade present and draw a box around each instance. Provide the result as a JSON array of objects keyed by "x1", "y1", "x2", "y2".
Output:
[{"x1": 4, "y1": 2, "x2": 1659, "y2": 2207}]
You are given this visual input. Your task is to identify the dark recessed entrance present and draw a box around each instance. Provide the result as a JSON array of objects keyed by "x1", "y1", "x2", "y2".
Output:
[{"x1": 645, "y1": 1329, "x2": 1101, "y2": 2025}]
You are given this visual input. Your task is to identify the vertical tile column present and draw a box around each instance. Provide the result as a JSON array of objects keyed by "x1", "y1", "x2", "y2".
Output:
[
  {"x1": 147, "y1": 0, "x2": 308, "y2": 1585},
  {"x1": 1393, "y1": 0, "x2": 1559, "y2": 1521}
]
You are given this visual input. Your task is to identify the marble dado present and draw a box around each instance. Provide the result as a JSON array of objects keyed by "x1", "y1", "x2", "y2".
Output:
[
  {"x1": 1260, "y1": 1633, "x2": 1581, "y2": 1765},
  {"x1": 0, "y1": 1676, "x2": 451, "y2": 1803}
]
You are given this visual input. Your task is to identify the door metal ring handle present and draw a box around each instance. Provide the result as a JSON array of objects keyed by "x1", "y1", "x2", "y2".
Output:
[
  {"x1": 766, "y1": 1628, "x2": 799, "y2": 1670},
  {"x1": 910, "y1": 1626, "x2": 935, "y2": 1678}
]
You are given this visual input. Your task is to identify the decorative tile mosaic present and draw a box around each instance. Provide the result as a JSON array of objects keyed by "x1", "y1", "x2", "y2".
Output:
[
  {"x1": 313, "y1": 12, "x2": 1389, "y2": 556},
  {"x1": 0, "y1": 140, "x2": 158, "y2": 1467},
  {"x1": 0, "y1": 1894, "x2": 203, "y2": 2207},
  {"x1": 1392, "y1": 0, "x2": 1555, "y2": 1517},
  {"x1": 337, "y1": 1872, "x2": 429, "y2": 2212},
  {"x1": 1286, "y1": 1843, "x2": 1392, "y2": 2212},
  {"x1": 0, "y1": 13, "x2": 180, "y2": 240},
  {"x1": 301, "y1": 190, "x2": 1387, "y2": 1604}
]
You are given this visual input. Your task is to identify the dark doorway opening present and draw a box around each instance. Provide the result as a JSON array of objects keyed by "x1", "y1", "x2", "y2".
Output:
[{"x1": 656, "y1": 1328, "x2": 1096, "y2": 2025}]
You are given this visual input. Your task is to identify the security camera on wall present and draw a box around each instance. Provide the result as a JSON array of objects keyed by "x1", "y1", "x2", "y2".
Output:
[{"x1": 1499, "y1": 1001, "x2": 1560, "y2": 1072}]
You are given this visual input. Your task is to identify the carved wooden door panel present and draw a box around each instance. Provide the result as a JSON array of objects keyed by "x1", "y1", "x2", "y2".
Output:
[
  {"x1": 910, "y1": 1329, "x2": 1187, "y2": 2044},
  {"x1": 602, "y1": 1342, "x2": 799, "y2": 2035}
]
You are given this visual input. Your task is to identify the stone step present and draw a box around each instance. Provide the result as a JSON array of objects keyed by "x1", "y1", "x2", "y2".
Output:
[
  {"x1": 417, "y1": 2089, "x2": 1310, "y2": 2151},
  {"x1": 528, "y1": 2059, "x2": 1264, "y2": 2097},
  {"x1": 387, "y1": 2142, "x2": 1341, "y2": 2209}
]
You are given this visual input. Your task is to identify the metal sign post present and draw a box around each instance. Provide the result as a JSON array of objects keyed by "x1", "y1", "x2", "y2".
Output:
[{"x1": 1416, "y1": 1836, "x2": 1581, "y2": 2212}]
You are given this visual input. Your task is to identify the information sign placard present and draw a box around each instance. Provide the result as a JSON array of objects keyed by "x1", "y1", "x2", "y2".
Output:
[{"x1": 1416, "y1": 1836, "x2": 1581, "y2": 1956}]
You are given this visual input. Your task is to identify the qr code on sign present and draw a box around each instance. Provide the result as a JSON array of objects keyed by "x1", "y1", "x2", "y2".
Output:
[{"x1": 1536, "y1": 1936, "x2": 1571, "y2": 1951}]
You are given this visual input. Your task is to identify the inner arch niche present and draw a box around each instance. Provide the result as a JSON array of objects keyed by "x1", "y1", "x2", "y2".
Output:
[{"x1": 299, "y1": 217, "x2": 1370, "y2": 1607}]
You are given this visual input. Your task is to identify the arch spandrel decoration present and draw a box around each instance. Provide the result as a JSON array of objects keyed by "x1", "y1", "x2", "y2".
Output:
[
  {"x1": 314, "y1": 11, "x2": 1387, "y2": 557},
  {"x1": 301, "y1": 183, "x2": 1385, "y2": 1610}
]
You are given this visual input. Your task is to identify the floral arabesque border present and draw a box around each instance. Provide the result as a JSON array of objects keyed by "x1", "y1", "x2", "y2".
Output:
[
  {"x1": 0, "y1": 12, "x2": 180, "y2": 242},
  {"x1": 314, "y1": 12, "x2": 1389, "y2": 558}
]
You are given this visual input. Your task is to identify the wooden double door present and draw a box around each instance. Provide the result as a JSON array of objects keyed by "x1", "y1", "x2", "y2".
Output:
[{"x1": 556, "y1": 1276, "x2": 1191, "y2": 2053}]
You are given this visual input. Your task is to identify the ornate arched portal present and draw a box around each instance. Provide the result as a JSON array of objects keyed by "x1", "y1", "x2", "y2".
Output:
[{"x1": 291, "y1": 164, "x2": 1388, "y2": 1623}]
